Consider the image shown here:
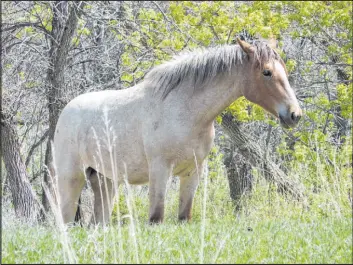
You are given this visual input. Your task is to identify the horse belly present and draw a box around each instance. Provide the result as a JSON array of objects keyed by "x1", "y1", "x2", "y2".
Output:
[
  {"x1": 126, "y1": 170, "x2": 149, "y2": 185},
  {"x1": 83, "y1": 138, "x2": 149, "y2": 185},
  {"x1": 114, "y1": 137, "x2": 149, "y2": 184}
]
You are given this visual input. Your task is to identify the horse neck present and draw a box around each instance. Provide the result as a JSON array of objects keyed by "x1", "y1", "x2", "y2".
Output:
[{"x1": 186, "y1": 69, "x2": 245, "y2": 126}]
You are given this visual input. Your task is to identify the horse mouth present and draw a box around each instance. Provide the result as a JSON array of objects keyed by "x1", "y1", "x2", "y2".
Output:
[{"x1": 279, "y1": 116, "x2": 291, "y2": 129}]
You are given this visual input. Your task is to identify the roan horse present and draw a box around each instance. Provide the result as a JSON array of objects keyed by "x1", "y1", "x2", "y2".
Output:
[{"x1": 53, "y1": 38, "x2": 302, "y2": 225}]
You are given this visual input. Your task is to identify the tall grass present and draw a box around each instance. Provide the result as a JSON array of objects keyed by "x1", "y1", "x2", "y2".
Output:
[{"x1": 2, "y1": 125, "x2": 352, "y2": 264}]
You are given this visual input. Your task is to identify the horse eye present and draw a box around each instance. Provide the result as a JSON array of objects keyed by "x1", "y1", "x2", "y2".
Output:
[{"x1": 263, "y1": 69, "x2": 272, "y2": 77}]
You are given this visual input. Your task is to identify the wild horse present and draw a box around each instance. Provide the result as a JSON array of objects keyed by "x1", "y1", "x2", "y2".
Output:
[{"x1": 53, "y1": 38, "x2": 302, "y2": 225}]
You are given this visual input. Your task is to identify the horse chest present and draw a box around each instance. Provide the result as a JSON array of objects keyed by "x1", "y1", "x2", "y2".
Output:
[{"x1": 166, "y1": 123, "x2": 215, "y2": 166}]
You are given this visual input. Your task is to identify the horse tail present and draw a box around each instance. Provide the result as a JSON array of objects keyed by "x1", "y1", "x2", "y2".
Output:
[{"x1": 74, "y1": 197, "x2": 83, "y2": 226}]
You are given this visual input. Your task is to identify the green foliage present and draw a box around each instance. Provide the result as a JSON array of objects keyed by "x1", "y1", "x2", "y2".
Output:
[
  {"x1": 337, "y1": 83, "x2": 353, "y2": 119},
  {"x1": 30, "y1": 3, "x2": 53, "y2": 33},
  {"x1": 24, "y1": 81, "x2": 38, "y2": 89},
  {"x1": 207, "y1": 145, "x2": 224, "y2": 181},
  {"x1": 77, "y1": 27, "x2": 90, "y2": 36},
  {"x1": 18, "y1": 71, "x2": 25, "y2": 80},
  {"x1": 118, "y1": 1, "x2": 350, "y2": 128},
  {"x1": 286, "y1": 59, "x2": 297, "y2": 73}
]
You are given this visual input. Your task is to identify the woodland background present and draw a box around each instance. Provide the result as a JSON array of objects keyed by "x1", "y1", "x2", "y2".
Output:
[{"x1": 1, "y1": 1, "x2": 352, "y2": 263}]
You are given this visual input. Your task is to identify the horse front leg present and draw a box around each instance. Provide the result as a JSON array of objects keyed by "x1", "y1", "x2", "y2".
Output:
[
  {"x1": 178, "y1": 162, "x2": 203, "y2": 222},
  {"x1": 148, "y1": 157, "x2": 172, "y2": 224}
]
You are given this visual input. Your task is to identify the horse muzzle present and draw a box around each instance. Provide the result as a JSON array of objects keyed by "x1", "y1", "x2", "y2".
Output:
[{"x1": 279, "y1": 108, "x2": 302, "y2": 129}]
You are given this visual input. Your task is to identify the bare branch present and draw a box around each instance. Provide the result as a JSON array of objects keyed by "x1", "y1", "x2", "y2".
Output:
[
  {"x1": 25, "y1": 130, "x2": 49, "y2": 167},
  {"x1": 1, "y1": 22, "x2": 52, "y2": 36},
  {"x1": 315, "y1": 62, "x2": 353, "y2": 67}
]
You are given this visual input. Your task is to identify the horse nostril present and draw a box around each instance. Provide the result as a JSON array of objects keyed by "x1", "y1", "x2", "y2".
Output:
[{"x1": 291, "y1": 112, "x2": 301, "y2": 123}]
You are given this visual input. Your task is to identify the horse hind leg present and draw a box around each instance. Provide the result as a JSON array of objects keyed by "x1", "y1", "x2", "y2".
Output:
[
  {"x1": 74, "y1": 168, "x2": 95, "y2": 225},
  {"x1": 56, "y1": 162, "x2": 86, "y2": 225},
  {"x1": 88, "y1": 168, "x2": 115, "y2": 225}
]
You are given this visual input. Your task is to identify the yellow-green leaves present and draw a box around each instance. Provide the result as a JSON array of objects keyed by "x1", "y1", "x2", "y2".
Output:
[
  {"x1": 337, "y1": 83, "x2": 353, "y2": 119},
  {"x1": 73, "y1": 18, "x2": 91, "y2": 47},
  {"x1": 121, "y1": 53, "x2": 130, "y2": 66},
  {"x1": 78, "y1": 27, "x2": 91, "y2": 36},
  {"x1": 30, "y1": 3, "x2": 53, "y2": 33},
  {"x1": 113, "y1": 1, "x2": 352, "y2": 132},
  {"x1": 24, "y1": 27, "x2": 34, "y2": 34},
  {"x1": 72, "y1": 37, "x2": 80, "y2": 47},
  {"x1": 19, "y1": 72, "x2": 25, "y2": 80},
  {"x1": 226, "y1": 97, "x2": 267, "y2": 123},
  {"x1": 169, "y1": 2, "x2": 185, "y2": 24},
  {"x1": 121, "y1": 73, "x2": 133, "y2": 83},
  {"x1": 286, "y1": 59, "x2": 297, "y2": 73}
]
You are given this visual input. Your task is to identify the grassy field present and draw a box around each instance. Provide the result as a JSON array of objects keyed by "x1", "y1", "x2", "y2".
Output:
[
  {"x1": 2, "y1": 145, "x2": 352, "y2": 264},
  {"x1": 2, "y1": 215, "x2": 351, "y2": 263}
]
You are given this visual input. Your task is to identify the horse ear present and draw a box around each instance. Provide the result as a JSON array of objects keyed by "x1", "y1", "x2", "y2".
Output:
[
  {"x1": 268, "y1": 37, "x2": 277, "y2": 50},
  {"x1": 236, "y1": 38, "x2": 255, "y2": 54}
]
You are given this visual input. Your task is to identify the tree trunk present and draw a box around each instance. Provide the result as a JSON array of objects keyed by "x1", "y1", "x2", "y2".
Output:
[
  {"x1": 42, "y1": 1, "x2": 85, "y2": 219},
  {"x1": 223, "y1": 145, "x2": 253, "y2": 210},
  {"x1": 220, "y1": 113, "x2": 305, "y2": 201},
  {"x1": 1, "y1": 118, "x2": 39, "y2": 220}
]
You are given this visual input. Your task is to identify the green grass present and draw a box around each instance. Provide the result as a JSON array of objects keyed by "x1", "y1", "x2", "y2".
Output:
[
  {"x1": 2, "y1": 215, "x2": 351, "y2": 263},
  {"x1": 2, "y1": 140, "x2": 352, "y2": 264},
  {"x1": 2, "y1": 176, "x2": 352, "y2": 264}
]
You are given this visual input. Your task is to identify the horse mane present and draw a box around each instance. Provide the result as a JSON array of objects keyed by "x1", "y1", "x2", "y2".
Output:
[{"x1": 144, "y1": 40, "x2": 283, "y2": 100}]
